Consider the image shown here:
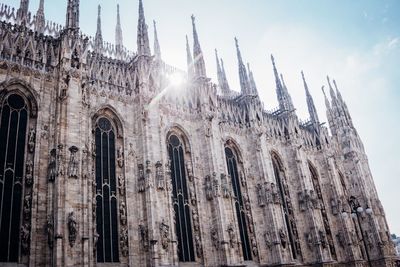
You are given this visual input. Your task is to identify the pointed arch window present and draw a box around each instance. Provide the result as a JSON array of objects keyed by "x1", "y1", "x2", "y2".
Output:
[
  {"x1": 309, "y1": 164, "x2": 337, "y2": 260},
  {"x1": 271, "y1": 154, "x2": 299, "y2": 259},
  {"x1": 167, "y1": 134, "x2": 195, "y2": 262},
  {"x1": 0, "y1": 93, "x2": 32, "y2": 262},
  {"x1": 94, "y1": 117, "x2": 119, "y2": 262},
  {"x1": 225, "y1": 147, "x2": 252, "y2": 260}
]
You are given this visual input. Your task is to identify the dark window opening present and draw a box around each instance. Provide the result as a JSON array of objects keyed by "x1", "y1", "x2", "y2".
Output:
[
  {"x1": 168, "y1": 134, "x2": 195, "y2": 262},
  {"x1": 225, "y1": 147, "x2": 252, "y2": 261},
  {"x1": 309, "y1": 165, "x2": 337, "y2": 260},
  {"x1": 95, "y1": 117, "x2": 119, "y2": 263},
  {"x1": 272, "y1": 157, "x2": 297, "y2": 260},
  {"x1": 0, "y1": 93, "x2": 29, "y2": 262}
]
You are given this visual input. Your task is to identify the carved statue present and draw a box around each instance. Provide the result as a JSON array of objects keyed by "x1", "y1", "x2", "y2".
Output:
[
  {"x1": 298, "y1": 191, "x2": 306, "y2": 211},
  {"x1": 192, "y1": 209, "x2": 200, "y2": 232},
  {"x1": 305, "y1": 232, "x2": 313, "y2": 248},
  {"x1": 68, "y1": 211, "x2": 77, "y2": 247},
  {"x1": 93, "y1": 231, "x2": 99, "y2": 252},
  {"x1": 67, "y1": 146, "x2": 79, "y2": 178},
  {"x1": 240, "y1": 170, "x2": 246, "y2": 187},
  {"x1": 251, "y1": 237, "x2": 258, "y2": 256},
  {"x1": 48, "y1": 148, "x2": 57, "y2": 182},
  {"x1": 138, "y1": 164, "x2": 145, "y2": 192},
  {"x1": 221, "y1": 174, "x2": 230, "y2": 198},
  {"x1": 212, "y1": 172, "x2": 219, "y2": 198},
  {"x1": 319, "y1": 230, "x2": 327, "y2": 249},
  {"x1": 20, "y1": 222, "x2": 30, "y2": 254},
  {"x1": 60, "y1": 74, "x2": 70, "y2": 100},
  {"x1": 118, "y1": 174, "x2": 125, "y2": 196},
  {"x1": 160, "y1": 219, "x2": 170, "y2": 250},
  {"x1": 81, "y1": 83, "x2": 89, "y2": 106},
  {"x1": 23, "y1": 193, "x2": 31, "y2": 220},
  {"x1": 195, "y1": 234, "x2": 202, "y2": 258},
  {"x1": 256, "y1": 183, "x2": 265, "y2": 207},
  {"x1": 304, "y1": 190, "x2": 312, "y2": 209},
  {"x1": 57, "y1": 144, "x2": 64, "y2": 177},
  {"x1": 279, "y1": 229, "x2": 287, "y2": 249},
  {"x1": 246, "y1": 210, "x2": 254, "y2": 233},
  {"x1": 227, "y1": 224, "x2": 236, "y2": 248},
  {"x1": 25, "y1": 159, "x2": 33, "y2": 186},
  {"x1": 117, "y1": 146, "x2": 124, "y2": 168},
  {"x1": 189, "y1": 182, "x2": 196, "y2": 205},
  {"x1": 271, "y1": 183, "x2": 280, "y2": 204},
  {"x1": 46, "y1": 215, "x2": 54, "y2": 249},
  {"x1": 264, "y1": 182, "x2": 272, "y2": 203},
  {"x1": 186, "y1": 161, "x2": 194, "y2": 181},
  {"x1": 145, "y1": 160, "x2": 153, "y2": 188},
  {"x1": 310, "y1": 190, "x2": 320, "y2": 209},
  {"x1": 211, "y1": 227, "x2": 219, "y2": 250},
  {"x1": 28, "y1": 127, "x2": 35, "y2": 153},
  {"x1": 120, "y1": 227, "x2": 129, "y2": 256},
  {"x1": 243, "y1": 194, "x2": 251, "y2": 211},
  {"x1": 165, "y1": 160, "x2": 172, "y2": 191},
  {"x1": 336, "y1": 231, "x2": 345, "y2": 248},
  {"x1": 155, "y1": 161, "x2": 165, "y2": 190},
  {"x1": 139, "y1": 224, "x2": 149, "y2": 251},
  {"x1": 365, "y1": 231, "x2": 374, "y2": 249},
  {"x1": 330, "y1": 198, "x2": 339, "y2": 215},
  {"x1": 120, "y1": 201, "x2": 127, "y2": 225},
  {"x1": 264, "y1": 231, "x2": 272, "y2": 249},
  {"x1": 205, "y1": 175, "x2": 213, "y2": 200}
]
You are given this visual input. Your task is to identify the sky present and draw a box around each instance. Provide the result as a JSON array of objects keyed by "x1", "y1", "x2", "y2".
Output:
[{"x1": 3, "y1": 0, "x2": 399, "y2": 234}]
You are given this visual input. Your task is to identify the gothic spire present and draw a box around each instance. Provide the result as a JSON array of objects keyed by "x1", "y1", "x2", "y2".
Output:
[
  {"x1": 35, "y1": 0, "x2": 45, "y2": 34},
  {"x1": 94, "y1": 5, "x2": 103, "y2": 51},
  {"x1": 220, "y1": 58, "x2": 231, "y2": 93},
  {"x1": 17, "y1": 0, "x2": 29, "y2": 24},
  {"x1": 153, "y1": 20, "x2": 161, "y2": 60},
  {"x1": 247, "y1": 63, "x2": 258, "y2": 96},
  {"x1": 327, "y1": 76, "x2": 336, "y2": 101},
  {"x1": 115, "y1": 4, "x2": 123, "y2": 50},
  {"x1": 271, "y1": 54, "x2": 284, "y2": 108},
  {"x1": 191, "y1": 15, "x2": 207, "y2": 77},
  {"x1": 322, "y1": 86, "x2": 330, "y2": 110},
  {"x1": 186, "y1": 35, "x2": 194, "y2": 79},
  {"x1": 215, "y1": 49, "x2": 224, "y2": 89},
  {"x1": 137, "y1": 0, "x2": 151, "y2": 56},
  {"x1": 235, "y1": 37, "x2": 250, "y2": 95},
  {"x1": 302, "y1": 71, "x2": 319, "y2": 125},
  {"x1": 271, "y1": 55, "x2": 294, "y2": 111},
  {"x1": 66, "y1": 0, "x2": 79, "y2": 29}
]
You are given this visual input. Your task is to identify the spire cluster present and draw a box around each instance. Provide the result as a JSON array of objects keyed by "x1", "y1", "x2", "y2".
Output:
[{"x1": 52, "y1": 0, "x2": 351, "y2": 129}]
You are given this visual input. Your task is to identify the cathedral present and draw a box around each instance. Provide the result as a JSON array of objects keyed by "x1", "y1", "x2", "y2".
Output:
[{"x1": 0, "y1": 0, "x2": 397, "y2": 266}]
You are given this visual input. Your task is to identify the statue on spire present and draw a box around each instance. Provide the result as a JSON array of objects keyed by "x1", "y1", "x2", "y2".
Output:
[
  {"x1": 17, "y1": 0, "x2": 29, "y2": 25},
  {"x1": 35, "y1": 0, "x2": 45, "y2": 34},
  {"x1": 65, "y1": 0, "x2": 80, "y2": 29},
  {"x1": 153, "y1": 20, "x2": 161, "y2": 60},
  {"x1": 235, "y1": 37, "x2": 251, "y2": 95},
  {"x1": 191, "y1": 15, "x2": 207, "y2": 78},
  {"x1": 271, "y1": 55, "x2": 294, "y2": 111},
  {"x1": 301, "y1": 71, "x2": 319, "y2": 126},
  {"x1": 137, "y1": 0, "x2": 151, "y2": 56},
  {"x1": 115, "y1": 4, "x2": 124, "y2": 52},
  {"x1": 94, "y1": 5, "x2": 103, "y2": 52}
]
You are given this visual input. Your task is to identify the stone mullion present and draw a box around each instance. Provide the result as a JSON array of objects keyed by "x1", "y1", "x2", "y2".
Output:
[
  {"x1": 142, "y1": 107, "x2": 158, "y2": 267},
  {"x1": 324, "y1": 155, "x2": 356, "y2": 262},
  {"x1": 294, "y1": 148, "x2": 323, "y2": 263},
  {"x1": 54, "y1": 67, "x2": 68, "y2": 267},
  {"x1": 25, "y1": 79, "x2": 41, "y2": 266},
  {"x1": 256, "y1": 134, "x2": 281, "y2": 265},
  {"x1": 80, "y1": 92, "x2": 90, "y2": 267},
  {"x1": 209, "y1": 122, "x2": 234, "y2": 266}
]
